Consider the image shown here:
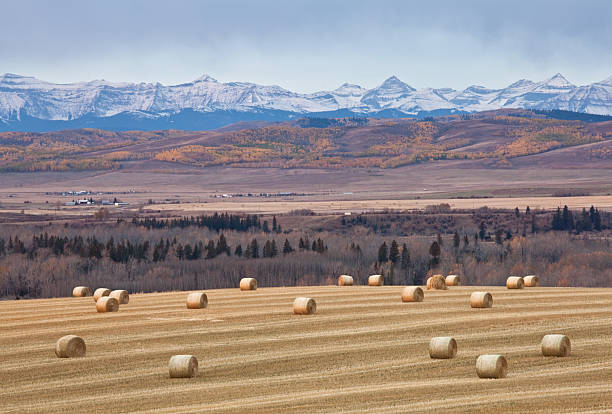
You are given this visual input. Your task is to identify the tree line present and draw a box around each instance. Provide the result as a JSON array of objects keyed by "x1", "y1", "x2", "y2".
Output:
[
  {"x1": 1, "y1": 231, "x2": 312, "y2": 264},
  {"x1": 131, "y1": 213, "x2": 263, "y2": 232},
  {"x1": 551, "y1": 205, "x2": 602, "y2": 232},
  {"x1": 1, "y1": 206, "x2": 611, "y2": 299}
]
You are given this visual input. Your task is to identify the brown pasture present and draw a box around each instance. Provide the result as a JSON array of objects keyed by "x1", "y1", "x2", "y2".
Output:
[
  {"x1": 1, "y1": 286, "x2": 612, "y2": 413},
  {"x1": 144, "y1": 195, "x2": 612, "y2": 214}
]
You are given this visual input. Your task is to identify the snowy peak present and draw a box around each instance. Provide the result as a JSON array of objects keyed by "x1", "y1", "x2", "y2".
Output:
[
  {"x1": 333, "y1": 83, "x2": 366, "y2": 96},
  {"x1": 464, "y1": 85, "x2": 498, "y2": 94},
  {"x1": 1, "y1": 73, "x2": 26, "y2": 80},
  {"x1": 0, "y1": 73, "x2": 43, "y2": 86},
  {"x1": 534, "y1": 73, "x2": 576, "y2": 93},
  {"x1": 507, "y1": 79, "x2": 535, "y2": 89},
  {"x1": 377, "y1": 76, "x2": 416, "y2": 93},
  {"x1": 597, "y1": 76, "x2": 612, "y2": 86},
  {"x1": 544, "y1": 73, "x2": 574, "y2": 88},
  {"x1": 0, "y1": 72, "x2": 612, "y2": 127},
  {"x1": 360, "y1": 76, "x2": 417, "y2": 110},
  {"x1": 192, "y1": 74, "x2": 218, "y2": 83}
]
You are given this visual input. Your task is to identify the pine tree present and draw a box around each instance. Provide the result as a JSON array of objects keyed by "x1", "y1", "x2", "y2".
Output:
[
  {"x1": 262, "y1": 220, "x2": 270, "y2": 233},
  {"x1": 250, "y1": 238, "x2": 259, "y2": 258},
  {"x1": 593, "y1": 207, "x2": 602, "y2": 231},
  {"x1": 400, "y1": 243, "x2": 410, "y2": 269},
  {"x1": 283, "y1": 238, "x2": 293, "y2": 254},
  {"x1": 271, "y1": 239, "x2": 278, "y2": 257},
  {"x1": 192, "y1": 242, "x2": 202, "y2": 260},
  {"x1": 581, "y1": 208, "x2": 592, "y2": 232},
  {"x1": 206, "y1": 240, "x2": 216, "y2": 259},
  {"x1": 263, "y1": 240, "x2": 272, "y2": 258},
  {"x1": 216, "y1": 234, "x2": 229, "y2": 255},
  {"x1": 562, "y1": 205, "x2": 573, "y2": 230},
  {"x1": 272, "y1": 216, "x2": 278, "y2": 232},
  {"x1": 479, "y1": 222, "x2": 486, "y2": 240},
  {"x1": 183, "y1": 243, "x2": 193, "y2": 260},
  {"x1": 453, "y1": 231, "x2": 460, "y2": 248},
  {"x1": 552, "y1": 207, "x2": 562, "y2": 230},
  {"x1": 389, "y1": 240, "x2": 400, "y2": 264},
  {"x1": 429, "y1": 241, "x2": 441, "y2": 265},
  {"x1": 495, "y1": 229, "x2": 503, "y2": 244},
  {"x1": 316, "y1": 238, "x2": 325, "y2": 253},
  {"x1": 463, "y1": 234, "x2": 469, "y2": 247},
  {"x1": 234, "y1": 244, "x2": 242, "y2": 257},
  {"x1": 378, "y1": 242, "x2": 388, "y2": 263}
]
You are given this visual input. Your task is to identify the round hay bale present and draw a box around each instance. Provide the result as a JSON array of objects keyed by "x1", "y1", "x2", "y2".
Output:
[
  {"x1": 338, "y1": 275, "x2": 354, "y2": 286},
  {"x1": 186, "y1": 292, "x2": 208, "y2": 309},
  {"x1": 96, "y1": 296, "x2": 119, "y2": 313},
  {"x1": 426, "y1": 274, "x2": 447, "y2": 290},
  {"x1": 429, "y1": 337, "x2": 457, "y2": 359},
  {"x1": 470, "y1": 291, "x2": 493, "y2": 308},
  {"x1": 240, "y1": 278, "x2": 257, "y2": 291},
  {"x1": 169, "y1": 355, "x2": 198, "y2": 378},
  {"x1": 506, "y1": 276, "x2": 524, "y2": 289},
  {"x1": 109, "y1": 289, "x2": 129, "y2": 304},
  {"x1": 401, "y1": 286, "x2": 424, "y2": 302},
  {"x1": 293, "y1": 297, "x2": 316, "y2": 315},
  {"x1": 445, "y1": 275, "x2": 461, "y2": 286},
  {"x1": 93, "y1": 288, "x2": 111, "y2": 302},
  {"x1": 524, "y1": 275, "x2": 539, "y2": 287},
  {"x1": 476, "y1": 354, "x2": 507, "y2": 379},
  {"x1": 541, "y1": 334, "x2": 571, "y2": 357},
  {"x1": 55, "y1": 335, "x2": 86, "y2": 358},
  {"x1": 72, "y1": 286, "x2": 92, "y2": 297},
  {"x1": 368, "y1": 275, "x2": 384, "y2": 286}
]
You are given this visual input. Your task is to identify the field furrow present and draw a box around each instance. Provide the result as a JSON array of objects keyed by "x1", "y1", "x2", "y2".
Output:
[{"x1": 1, "y1": 286, "x2": 611, "y2": 413}]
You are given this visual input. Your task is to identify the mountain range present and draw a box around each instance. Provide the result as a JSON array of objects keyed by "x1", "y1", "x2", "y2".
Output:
[{"x1": 1, "y1": 72, "x2": 611, "y2": 131}]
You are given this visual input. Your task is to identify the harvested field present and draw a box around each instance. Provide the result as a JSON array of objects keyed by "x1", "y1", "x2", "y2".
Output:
[
  {"x1": 144, "y1": 195, "x2": 612, "y2": 214},
  {"x1": 1, "y1": 286, "x2": 612, "y2": 413}
]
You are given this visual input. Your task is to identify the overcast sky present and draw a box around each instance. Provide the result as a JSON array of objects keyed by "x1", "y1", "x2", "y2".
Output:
[{"x1": 1, "y1": 0, "x2": 611, "y2": 92}]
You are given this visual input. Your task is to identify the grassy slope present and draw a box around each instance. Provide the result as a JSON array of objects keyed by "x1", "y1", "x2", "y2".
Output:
[{"x1": 1, "y1": 285, "x2": 611, "y2": 413}]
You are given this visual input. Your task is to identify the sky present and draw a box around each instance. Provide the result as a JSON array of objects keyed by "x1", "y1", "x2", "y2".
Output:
[{"x1": 1, "y1": 0, "x2": 611, "y2": 92}]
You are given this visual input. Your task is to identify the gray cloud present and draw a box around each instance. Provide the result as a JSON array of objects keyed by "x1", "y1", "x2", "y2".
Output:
[{"x1": 1, "y1": 0, "x2": 610, "y2": 91}]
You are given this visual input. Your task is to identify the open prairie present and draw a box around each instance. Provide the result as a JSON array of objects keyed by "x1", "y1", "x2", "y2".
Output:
[
  {"x1": 144, "y1": 195, "x2": 612, "y2": 214},
  {"x1": 1, "y1": 285, "x2": 611, "y2": 413}
]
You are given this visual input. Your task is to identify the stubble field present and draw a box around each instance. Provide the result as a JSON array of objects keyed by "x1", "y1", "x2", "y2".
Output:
[{"x1": 1, "y1": 285, "x2": 612, "y2": 413}]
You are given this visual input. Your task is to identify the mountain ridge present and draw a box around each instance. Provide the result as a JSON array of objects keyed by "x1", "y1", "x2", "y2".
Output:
[{"x1": 1, "y1": 72, "x2": 611, "y2": 131}]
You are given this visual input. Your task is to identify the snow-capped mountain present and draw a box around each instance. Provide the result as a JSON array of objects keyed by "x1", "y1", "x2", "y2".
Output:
[{"x1": 0, "y1": 72, "x2": 611, "y2": 131}]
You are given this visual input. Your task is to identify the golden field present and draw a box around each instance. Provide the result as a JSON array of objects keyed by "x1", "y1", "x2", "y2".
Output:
[
  {"x1": 144, "y1": 195, "x2": 612, "y2": 214},
  {"x1": 1, "y1": 285, "x2": 612, "y2": 413}
]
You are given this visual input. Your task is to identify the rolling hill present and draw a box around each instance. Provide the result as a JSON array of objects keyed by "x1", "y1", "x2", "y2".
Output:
[{"x1": 1, "y1": 109, "x2": 611, "y2": 173}]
